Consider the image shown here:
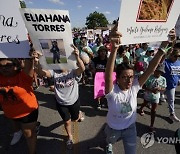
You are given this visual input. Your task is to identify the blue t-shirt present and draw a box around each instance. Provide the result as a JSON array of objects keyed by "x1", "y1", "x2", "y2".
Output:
[{"x1": 164, "y1": 59, "x2": 180, "y2": 90}]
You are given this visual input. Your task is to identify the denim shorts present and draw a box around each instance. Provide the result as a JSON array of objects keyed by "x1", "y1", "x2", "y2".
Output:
[{"x1": 105, "y1": 123, "x2": 137, "y2": 154}]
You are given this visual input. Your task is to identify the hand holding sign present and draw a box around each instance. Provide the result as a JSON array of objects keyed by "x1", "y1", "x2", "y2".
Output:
[
  {"x1": 159, "y1": 28, "x2": 176, "y2": 54},
  {"x1": 29, "y1": 48, "x2": 42, "y2": 62},
  {"x1": 109, "y1": 22, "x2": 122, "y2": 49},
  {"x1": 71, "y1": 44, "x2": 79, "y2": 57}
]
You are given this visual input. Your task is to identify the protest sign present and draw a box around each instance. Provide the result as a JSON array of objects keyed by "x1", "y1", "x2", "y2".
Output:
[
  {"x1": 87, "y1": 29, "x2": 94, "y2": 40},
  {"x1": 175, "y1": 14, "x2": 180, "y2": 37},
  {"x1": 0, "y1": 0, "x2": 30, "y2": 58},
  {"x1": 20, "y1": 8, "x2": 75, "y2": 70},
  {"x1": 94, "y1": 72, "x2": 116, "y2": 99},
  {"x1": 102, "y1": 30, "x2": 110, "y2": 37},
  {"x1": 118, "y1": 0, "x2": 180, "y2": 45},
  {"x1": 94, "y1": 29, "x2": 102, "y2": 35}
]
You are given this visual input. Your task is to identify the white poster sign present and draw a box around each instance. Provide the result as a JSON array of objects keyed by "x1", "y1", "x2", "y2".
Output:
[
  {"x1": 0, "y1": 0, "x2": 30, "y2": 58},
  {"x1": 94, "y1": 29, "x2": 102, "y2": 35},
  {"x1": 102, "y1": 30, "x2": 109, "y2": 37},
  {"x1": 87, "y1": 29, "x2": 94, "y2": 40},
  {"x1": 175, "y1": 14, "x2": 180, "y2": 37},
  {"x1": 118, "y1": 0, "x2": 180, "y2": 45},
  {"x1": 20, "y1": 8, "x2": 75, "y2": 70}
]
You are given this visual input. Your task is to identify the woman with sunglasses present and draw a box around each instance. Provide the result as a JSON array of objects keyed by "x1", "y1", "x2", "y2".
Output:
[
  {"x1": 104, "y1": 23, "x2": 171, "y2": 154},
  {"x1": 0, "y1": 58, "x2": 39, "y2": 154}
]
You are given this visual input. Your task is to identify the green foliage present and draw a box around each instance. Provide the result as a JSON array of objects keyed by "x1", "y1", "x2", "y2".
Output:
[
  {"x1": 19, "y1": 0, "x2": 26, "y2": 8},
  {"x1": 85, "y1": 11, "x2": 109, "y2": 29}
]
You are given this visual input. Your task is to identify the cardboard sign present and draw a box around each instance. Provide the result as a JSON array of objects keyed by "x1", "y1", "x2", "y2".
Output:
[
  {"x1": 175, "y1": 14, "x2": 180, "y2": 37},
  {"x1": 118, "y1": 0, "x2": 180, "y2": 45},
  {"x1": 94, "y1": 72, "x2": 116, "y2": 99},
  {"x1": 0, "y1": 0, "x2": 30, "y2": 58},
  {"x1": 20, "y1": 8, "x2": 75, "y2": 70}
]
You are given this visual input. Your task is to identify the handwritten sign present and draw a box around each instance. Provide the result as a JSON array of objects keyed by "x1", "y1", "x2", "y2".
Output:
[
  {"x1": 20, "y1": 8, "x2": 75, "y2": 70},
  {"x1": 118, "y1": 0, "x2": 180, "y2": 45},
  {"x1": 0, "y1": 0, "x2": 30, "y2": 58},
  {"x1": 94, "y1": 72, "x2": 116, "y2": 99}
]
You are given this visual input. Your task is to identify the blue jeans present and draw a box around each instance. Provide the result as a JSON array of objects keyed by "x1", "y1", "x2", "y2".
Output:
[
  {"x1": 105, "y1": 123, "x2": 137, "y2": 154},
  {"x1": 166, "y1": 88, "x2": 176, "y2": 114}
]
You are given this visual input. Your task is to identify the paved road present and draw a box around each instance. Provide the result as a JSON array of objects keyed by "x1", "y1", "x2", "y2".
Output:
[{"x1": 0, "y1": 80, "x2": 180, "y2": 154}]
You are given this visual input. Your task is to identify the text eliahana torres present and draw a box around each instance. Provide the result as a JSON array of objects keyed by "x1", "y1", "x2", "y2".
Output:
[{"x1": 23, "y1": 13, "x2": 71, "y2": 32}]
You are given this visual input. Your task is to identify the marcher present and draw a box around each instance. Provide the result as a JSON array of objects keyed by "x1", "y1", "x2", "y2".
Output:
[
  {"x1": 90, "y1": 46, "x2": 108, "y2": 110},
  {"x1": 0, "y1": 58, "x2": 39, "y2": 154},
  {"x1": 138, "y1": 64, "x2": 167, "y2": 132},
  {"x1": 32, "y1": 44, "x2": 85, "y2": 149},
  {"x1": 104, "y1": 23, "x2": 171, "y2": 154},
  {"x1": 163, "y1": 43, "x2": 180, "y2": 122}
]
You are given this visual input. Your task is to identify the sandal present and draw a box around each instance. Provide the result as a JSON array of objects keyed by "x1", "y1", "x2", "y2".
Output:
[
  {"x1": 138, "y1": 109, "x2": 145, "y2": 116},
  {"x1": 78, "y1": 111, "x2": 85, "y2": 122},
  {"x1": 66, "y1": 139, "x2": 73, "y2": 150},
  {"x1": 149, "y1": 126, "x2": 156, "y2": 133}
]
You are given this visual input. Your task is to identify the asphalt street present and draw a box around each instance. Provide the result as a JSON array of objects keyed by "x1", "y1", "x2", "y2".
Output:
[{"x1": 0, "y1": 80, "x2": 180, "y2": 154}]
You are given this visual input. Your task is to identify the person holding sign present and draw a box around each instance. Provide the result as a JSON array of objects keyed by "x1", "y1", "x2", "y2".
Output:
[
  {"x1": 104, "y1": 23, "x2": 171, "y2": 154},
  {"x1": 0, "y1": 58, "x2": 39, "y2": 154},
  {"x1": 31, "y1": 44, "x2": 85, "y2": 150}
]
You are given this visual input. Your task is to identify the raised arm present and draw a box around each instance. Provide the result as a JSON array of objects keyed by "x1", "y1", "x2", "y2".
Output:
[
  {"x1": 139, "y1": 29, "x2": 176, "y2": 87},
  {"x1": 71, "y1": 44, "x2": 85, "y2": 76},
  {"x1": 28, "y1": 48, "x2": 51, "y2": 78},
  {"x1": 105, "y1": 23, "x2": 122, "y2": 94}
]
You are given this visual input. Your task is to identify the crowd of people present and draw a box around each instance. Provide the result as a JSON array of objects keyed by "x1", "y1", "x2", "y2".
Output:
[{"x1": 0, "y1": 24, "x2": 180, "y2": 154}]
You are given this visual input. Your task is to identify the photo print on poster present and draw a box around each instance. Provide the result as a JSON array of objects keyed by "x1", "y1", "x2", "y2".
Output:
[
  {"x1": 136, "y1": 0, "x2": 174, "y2": 22},
  {"x1": 39, "y1": 39, "x2": 67, "y2": 64}
]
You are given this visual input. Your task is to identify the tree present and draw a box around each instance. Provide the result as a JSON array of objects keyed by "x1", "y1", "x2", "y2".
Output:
[
  {"x1": 19, "y1": 0, "x2": 26, "y2": 8},
  {"x1": 85, "y1": 11, "x2": 109, "y2": 29}
]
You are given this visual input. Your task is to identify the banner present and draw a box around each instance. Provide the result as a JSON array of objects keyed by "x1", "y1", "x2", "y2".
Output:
[
  {"x1": 94, "y1": 72, "x2": 116, "y2": 99},
  {"x1": 118, "y1": 0, "x2": 180, "y2": 45},
  {"x1": 20, "y1": 8, "x2": 75, "y2": 70},
  {"x1": 0, "y1": 0, "x2": 30, "y2": 58}
]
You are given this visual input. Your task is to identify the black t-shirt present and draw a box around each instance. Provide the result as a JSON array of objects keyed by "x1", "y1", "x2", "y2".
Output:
[{"x1": 92, "y1": 57, "x2": 107, "y2": 72}]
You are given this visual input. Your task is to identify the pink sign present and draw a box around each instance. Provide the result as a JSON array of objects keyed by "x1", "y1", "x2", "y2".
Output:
[{"x1": 94, "y1": 72, "x2": 116, "y2": 99}]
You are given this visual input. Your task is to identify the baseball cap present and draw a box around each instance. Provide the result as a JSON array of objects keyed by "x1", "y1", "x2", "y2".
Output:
[{"x1": 147, "y1": 47, "x2": 155, "y2": 52}]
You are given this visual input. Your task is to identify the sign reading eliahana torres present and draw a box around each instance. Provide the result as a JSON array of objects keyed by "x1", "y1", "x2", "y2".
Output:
[
  {"x1": 0, "y1": 0, "x2": 30, "y2": 58},
  {"x1": 118, "y1": 0, "x2": 180, "y2": 45},
  {"x1": 20, "y1": 8, "x2": 75, "y2": 70}
]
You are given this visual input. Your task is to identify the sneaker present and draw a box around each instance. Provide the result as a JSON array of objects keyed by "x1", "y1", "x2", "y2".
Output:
[
  {"x1": 169, "y1": 114, "x2": 180, "y2": 122},
  {"x1": 97, "y1": 103, "x2": 102, "y2": 110},
  {"x1": 106, "y1": 143, "x2": 113, "y2": 154},
  {"x1": 138, "y1": 109, "x2": 145, "y2": 116},
  {"x1": 10, "y1": 130, "x2": 23, "y2": 145},
  {"x1": 66, "y1": 139, "x2": 73, "y2": 150},
  {"x1": 78, "y1": 111, "x2": 85, "y2": 122}
]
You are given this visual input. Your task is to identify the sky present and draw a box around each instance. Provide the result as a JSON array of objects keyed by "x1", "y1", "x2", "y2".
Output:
[{"x1": 24, "y1": 0, "x2": 121, "y2": 28}]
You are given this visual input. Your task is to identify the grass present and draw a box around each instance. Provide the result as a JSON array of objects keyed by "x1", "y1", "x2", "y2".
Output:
[{"x1": 46, "y1": 57, "x2": 67, "y2": 64}]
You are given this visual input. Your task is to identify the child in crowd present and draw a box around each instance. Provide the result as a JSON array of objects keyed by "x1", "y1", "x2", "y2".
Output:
[{"x1": 138, "y1": 64, "x2": 167, "y2": 132}]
